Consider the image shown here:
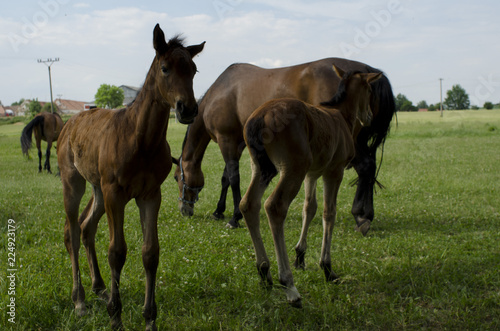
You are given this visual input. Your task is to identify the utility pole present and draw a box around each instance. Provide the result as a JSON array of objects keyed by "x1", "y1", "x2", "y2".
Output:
[
  {"x1": 439, "y1": 78, "x2": 443, "y2": 118},
  {"x1": 38, "y1": 58, "x2": 59, "y2": 114}
]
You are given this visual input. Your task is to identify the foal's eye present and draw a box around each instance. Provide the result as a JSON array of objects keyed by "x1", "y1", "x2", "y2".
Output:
[{"x1": 161, "y1": 66, "x2": 169, "y2": 74}]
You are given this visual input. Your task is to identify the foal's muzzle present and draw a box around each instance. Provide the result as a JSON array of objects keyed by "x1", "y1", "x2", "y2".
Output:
[{"x1": 176, "y1": 101, "x2": 198, "y2": 124}]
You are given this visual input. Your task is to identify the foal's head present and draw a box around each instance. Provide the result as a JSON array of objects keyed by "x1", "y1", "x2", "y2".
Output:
[
  {"x1": 152, "y1": 24, "x2": 205, "y2": 124},
  {"x1": 322, "y1": 65, "x2": 382, "y2": 128}
]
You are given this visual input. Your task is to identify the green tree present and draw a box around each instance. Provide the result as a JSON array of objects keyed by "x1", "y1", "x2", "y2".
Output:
[
  {"x1": 417, "y1": 100, "x2": 428, "y2": 109},
  {"x1": 41, "y1": 102, "x2": 58, "y2": 113},
  {"x1": 28, "y1": 100, "x2": 42, "y2": 118},
  {"x1": 394, "y1": 93, "x2": 417, "y2": 112},
  {"x1": 95, "y1": 84, "x2": 125, "y2": 109},
  {"x1": 12, "y1": 98, "x2": 25, "y2": 106},
  {"x1": 484, "y1": 101, "x2": 494, "y2": 110},
  {"x1": 444, "y1": 84, "x2": 470, "y2": 110}
]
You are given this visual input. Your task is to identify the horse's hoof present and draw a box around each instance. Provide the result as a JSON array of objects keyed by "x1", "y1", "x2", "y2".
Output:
[
  {"x1": 211, "y1": 212, "x2": 224, "y2": 220},
  {"x1": 289, "y1": 297, "x2": 302, "y2": 308},
  {"x1": 95, "y1": 288, "x2": 109, "y2": 301},
  {"x1": 225, "y1": 220, "x2": 240, "y2": 229},
  {"x1": 355, "y1": 220, "x2": 371, "y2": 236}
]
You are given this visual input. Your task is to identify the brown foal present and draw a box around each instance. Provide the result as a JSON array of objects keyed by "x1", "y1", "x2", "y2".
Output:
[
  {"x1": 240, "y1": 65, "x2": 381, "y2": 307},
  {"x1": 57, "y1": 24, "x2": 204, "y2": 330}
]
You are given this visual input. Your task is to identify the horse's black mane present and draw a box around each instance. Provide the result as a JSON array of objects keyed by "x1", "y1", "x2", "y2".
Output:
[{"x1": 320, "y1": 70, "x2": 363, "y2": 108}]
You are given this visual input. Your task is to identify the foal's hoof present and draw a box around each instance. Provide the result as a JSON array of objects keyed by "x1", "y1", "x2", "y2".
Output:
[
  {"x1": 75, "y1": 303, "x2": 87, "y2": 317},
  {"x1": 355, "y1": 219, "x2": 371, "y2": 236}
]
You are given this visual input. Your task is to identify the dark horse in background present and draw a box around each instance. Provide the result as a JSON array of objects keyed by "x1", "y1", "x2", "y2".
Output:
[
  {"x1": 57, "y1": 24, "x2": 204, "y2": 330},
  {"x1": 20, "y1": 111, "x2": 64, "y2": 174},
  {"x1": 173, "y1": 58, "x2": 395, "y2": 235}
]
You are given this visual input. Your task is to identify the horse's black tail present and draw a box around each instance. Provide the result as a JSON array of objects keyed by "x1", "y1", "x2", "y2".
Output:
[
  {"x1": 244, "y1": 116, "x2": 278, "y2": 186},
  {"x1": 20, "y1": 115, "x2": 44, "y2": 157},
  {"x1": 368, "y1": 69, "x2": 396, "y2": 153}
]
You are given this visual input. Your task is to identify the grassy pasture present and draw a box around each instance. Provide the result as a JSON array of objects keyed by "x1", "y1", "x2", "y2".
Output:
[{"x1": 0, "y1": 110, "x2": 499, "y2": 330}]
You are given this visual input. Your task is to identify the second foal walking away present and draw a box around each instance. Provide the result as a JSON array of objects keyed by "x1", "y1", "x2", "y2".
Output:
[
  {"x1": 240, "y1": 65, "x2": 382, "y2": 307},
  {"x1": 57, "y1": 24, "x2": 204, "y2": 330}
]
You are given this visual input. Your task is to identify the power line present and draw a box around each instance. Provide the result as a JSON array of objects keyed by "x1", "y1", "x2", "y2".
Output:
[{"x1": 37, "y1": 58, "x2": 59, "y2": 114}]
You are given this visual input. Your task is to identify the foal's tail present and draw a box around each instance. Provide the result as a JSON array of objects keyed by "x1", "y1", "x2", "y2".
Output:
[
  {"x1": 244, "y1": 115, "x2": 278, "y2": 186},
  {"x1": 20, "y1": 115, "x2": 44, "y2": 157}
]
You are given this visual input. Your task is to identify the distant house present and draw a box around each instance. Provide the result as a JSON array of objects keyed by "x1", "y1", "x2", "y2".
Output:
[
  {"x1": 0, "y1": 105, "x2": 6, "y2": 116},
  {"x1": 6, "y1": 106, "x2": 20, "y2": 116},
  {"x1": 418, "y1": 108, "x2": 429, "y2": 112},
  {"x1": 55, "y1": 99, "x2": 89, "y2": 114},
  {"x1": 119, "y1": 85, "x2": 141, "y2": 105}
]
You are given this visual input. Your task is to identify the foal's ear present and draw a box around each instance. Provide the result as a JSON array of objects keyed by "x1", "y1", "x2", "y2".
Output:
[
  {"x1": 332, "y1": 64, "x2": 345, "y2": 79},
  {"x1": 365, "y1": 72, "x2": 383, "y2": 84},
  {"x1": 172, "y1": 157, "x2": 179, "y2": 165},
  {"x1": 153, "y1": 24, "x2": 168, "y2": 55},
  {"x1": 187, "y1": 41, "x2": 206, "y2": 58}
]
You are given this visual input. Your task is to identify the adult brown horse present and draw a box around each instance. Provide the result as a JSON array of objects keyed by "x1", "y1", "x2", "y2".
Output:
[
  {"x1": 20, "y1": 111, "x2": 64, "y2": 173},
  {"x1": 240, "y1": 66, "x2": 382, "y2": 307},
  {"x1": 173, "y1": 58, "x2": 395, "y2": 234},
  {"x1": 57, "y1": 24, "x2": 204, "y2": 330}
]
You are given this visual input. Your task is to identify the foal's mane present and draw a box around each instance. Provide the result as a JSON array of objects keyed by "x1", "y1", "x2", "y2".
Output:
[
  {"x1": 167, "y1": 35, "x2": 186, "y2": 49},
  {"x1": 320, "y1": 70, "x2": 363, "y2": 108}
]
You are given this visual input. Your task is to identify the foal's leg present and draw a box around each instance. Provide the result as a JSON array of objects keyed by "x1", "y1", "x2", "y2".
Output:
[
  {"x1": 319, "y1": 168, "x2": 344, "y2": 282},
  {"x1": 294, "y1": 173, "x2": 319, "y2": 269},
  {"x1": 62, "y1": 171, "x2": 87, "y2": 316},
  {"x1": 136, "y1": 192, "x2": 161, "y2": 331},
  {"x1": 265, "y1": 173, "x2": 305, "y2": 307},
  {"x1": 103, "y1": 188, "x2": 128, "y2": 330},
  {"x1": 212, "y1": 165, "x2": 229, "y2": 220},
  {"x1": 80, "y1": 186, "x2": 107, "y2": 299},
  {"x1": 240, "y1": 162, "x2": 273, "y2": 288}
]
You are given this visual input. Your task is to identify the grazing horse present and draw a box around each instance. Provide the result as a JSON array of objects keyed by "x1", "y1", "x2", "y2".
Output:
[
  {"x1": 239, "y1": 66, "x2": 382, "y2": 307},
  {"x1": 20, "y1": 111, "x2": 64, "y2": 173},
  {"x1": 173, "y1": 58, "x2": 395, "y2": 234},
  {"x1": 57, "y1": 24, "x2": 204, "y2": 330}
]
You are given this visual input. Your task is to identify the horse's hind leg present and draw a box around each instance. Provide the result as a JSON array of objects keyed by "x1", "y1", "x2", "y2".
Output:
[
  {"x1": 294, "y1": 174, "x2": 319, "y2": 269},
  {"x1": 62, "y1": 171, "x2": 87, "y2": 316},
  {"x1": 36, "y1": 138, "x2": 43, "y2": 173},
  {"x1": 45, "y1": 140, "x2": 53, "y2": 174},
  {"x1": 80, "y1": 186, "x2": 107, "y2": 299},
  {"x1": 265, "y1": 172, "x2": 305, "y2": 307},
  {"x1": 136, "y1": 192, "x2": 161, "y2": 331},
  {"x1": 319, "y1": 168, "x2": 344, "y2": 282},
  {"x1": 212, "y1": 165, "x2": 229, "y2": 220},
  {"x1": 240, "y1": 162, "x2": 273, "y2": 289},
  {"x1": 219, "y1": 140, "x2": 244, "y2": 228}
]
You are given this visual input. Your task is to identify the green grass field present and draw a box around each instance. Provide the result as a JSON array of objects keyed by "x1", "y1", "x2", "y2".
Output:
[{"x1": 1, "y1": 110, "x2": 499, "y2": 330}]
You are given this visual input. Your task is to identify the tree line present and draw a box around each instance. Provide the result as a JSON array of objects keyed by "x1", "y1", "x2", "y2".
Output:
[{"x1": 395, "y1": 84, "x2": 499, "y2": 112}]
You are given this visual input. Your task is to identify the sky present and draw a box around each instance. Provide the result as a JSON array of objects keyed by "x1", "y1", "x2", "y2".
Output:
[{"x1": 1, "y1": 0, "x2": 500, "y2": 107}]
